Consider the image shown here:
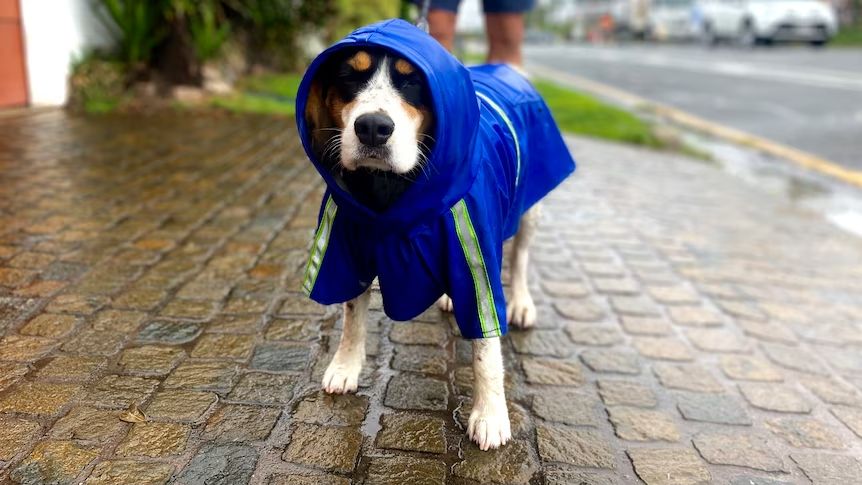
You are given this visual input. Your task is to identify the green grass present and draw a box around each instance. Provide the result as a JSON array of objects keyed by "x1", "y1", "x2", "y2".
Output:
[
  {"x1": 210, "y1": 72, "x2": 302, "y2": 116},
  {"x1": 532, "y1": 79, "x2": 663, "y2": 148},
  {"x1": 832, "y1": 26, "x2": 862, "y2": 46}
]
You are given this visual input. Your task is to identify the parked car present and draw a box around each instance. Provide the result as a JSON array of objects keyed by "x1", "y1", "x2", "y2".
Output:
[
  {"x1": 649, "y1": 0, "x2": 700, "y2": 40},
  {"x1": 613, "y1": 0, "x2": 652, "y2": 39},
  {"x1": 696, "y1": 0, "x2": 838, "y2": 46}
]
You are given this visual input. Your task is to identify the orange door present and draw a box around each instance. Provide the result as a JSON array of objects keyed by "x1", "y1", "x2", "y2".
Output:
[{"x1": 0, "y1": 0, "x2": 28, "y2": 107}]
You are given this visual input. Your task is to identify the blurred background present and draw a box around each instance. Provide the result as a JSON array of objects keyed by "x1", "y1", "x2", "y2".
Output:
[{"x1": 1, "y1": 0, "x2": 861, "y2": 231}]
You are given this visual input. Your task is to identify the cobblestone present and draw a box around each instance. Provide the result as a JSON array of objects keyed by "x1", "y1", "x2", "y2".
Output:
[
  {"x1": 143, "y1": 389, "x2": 217, "y2": 422},
  {"x1": 376, "y1": 412, "x2": 447, "y2": 453},
  {"x1": 118, "y1": 345, "x2": 185, "y2": 376},
  {"x1": 176, "y1": 443, "x2": 258, "y2": 485},
  {"x1": 653, "y1": 363, "x2": 724, "y2": 393},
  {"x1": 536, "y1": 423, "x2": 615, "y2": 468},
  {"x1": 580, "y1": 348, "x2": 641, "y2": 374},
  {"x1": 628, "y1": 448, "x2": 711, "y2": 485},
  {"x1": 521, "y1": 357, "x2": 585, "y2": 385},
  {"x1": 0, "y1": 381, "x2": 81, "y2": 416},
  {"x1": 49, "y1": 407, "x2": 122, "y2": 442},
  {"x1": 202, "y1": 404, "x2": 281, "y2": 442},
  {"x1": 791, "y1": 453, "x2": 862, "y2": 484},
  {"x1": 85, "y1": 460, "x2": 174, "y2": 485},
  {"x1": 293, "y1": 392, "x2": 368, "y2": 426},
  {"x1": 693, "y1": 432, "x2": 787, "y2": 472},
  {"x1": 608, "y1": 406, "x2": 681, "y2": 442},
  {"x1": 739, "y1": 383, "x2": 813, "y2": 413},
  {"x1": 367, "y1": 456, "x2": 447, "y2": 485},
  {"x1": 284, "y1": 423, "x2": 362, "y2": 473},
  {"x1": 115, "y1": 422, "x2": 189, "y2": 457},
  {"x1": 676, "y1": 392, "x2": 752, "y2": 425},
  {"x1": 598, "y1": 379, "x2": 658, "y2": 408},
  {"x1": 533, "y1": 389, "x2": 601, "y2": 426},
  {"x1": 566, "y1": 324, "x2": 625, "y2": 346},
  {"x1": 765, "y1": 417, "x2": 845, "y2": 449},
  {"x1": 0, "y1": 416, "x2": 41, "y2": 461},
  {"x1": 1, "y1": 114, "x2": 860, "y2": 483},
  {"x1": 11, "y1": 440, "x2": 99, "y2": 485},
  {"x1": 720, "y1": 355, "x2": 784, "y2": 382},
  {"x1": 37, "y1": 355, "x2": 105, "y2": 381}
]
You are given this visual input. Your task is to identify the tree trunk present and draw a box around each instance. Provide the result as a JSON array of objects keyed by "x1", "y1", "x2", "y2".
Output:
[{"x1": 153, "y1": 14, "x2": 201, "y2": 88}]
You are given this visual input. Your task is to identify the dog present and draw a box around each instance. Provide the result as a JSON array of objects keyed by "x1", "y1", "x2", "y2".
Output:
[{"x1": 296, "y1": 19, "x2": 575, "y2": 451}]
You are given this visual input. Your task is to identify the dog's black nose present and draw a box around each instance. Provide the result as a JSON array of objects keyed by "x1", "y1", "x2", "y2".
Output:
[{"x1": 354, "y1": 113, "x2": 394, "y2": 147}]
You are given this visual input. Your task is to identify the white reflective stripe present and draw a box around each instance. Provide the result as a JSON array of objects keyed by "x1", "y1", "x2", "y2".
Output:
[
  {"x1": 476, "y1": 91, "x2": 521, "y2": 188},
  {"x1": 451, "y1": 199, "x2": 501, "y2": 337},
  {"x1": 302, "y1": 195, "x2": 337, "y2": 296}
]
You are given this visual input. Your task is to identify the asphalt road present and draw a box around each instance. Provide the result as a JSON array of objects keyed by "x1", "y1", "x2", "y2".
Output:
[{"x1": 525, "y1": 44, "x2": 862, "y2": 170}]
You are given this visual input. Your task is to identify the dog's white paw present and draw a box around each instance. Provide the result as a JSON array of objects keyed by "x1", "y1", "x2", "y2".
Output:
[
  {"x1": 437, "y1": 294, "x2": 453, "y2": 312},
  {"x1": 467, "y1": 398, "x2": 512, "y2": 451},
  {"x1": 507, "y1": 292, "x2": 536, "y2": 329},
  {"x1": 322, "y1": 353, "x2": 362, "y2": 394}
]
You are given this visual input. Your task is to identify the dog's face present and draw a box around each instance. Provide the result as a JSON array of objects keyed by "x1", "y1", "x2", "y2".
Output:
[{"x1": 305, "y1": 48, "x2": 435, "y2": 211}]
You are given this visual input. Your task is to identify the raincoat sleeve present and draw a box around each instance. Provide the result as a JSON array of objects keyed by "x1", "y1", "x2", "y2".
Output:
[
  {"x1": 444, "y1": 197, "x2": 508, "y2": 339},
  {"x1": 302, "y1": 192, "x2": 376, "y2": 304}
]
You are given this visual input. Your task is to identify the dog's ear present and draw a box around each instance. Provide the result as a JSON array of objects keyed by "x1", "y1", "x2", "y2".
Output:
[{"x1": 304, "y1": 77, "x2": 335, "y2": 160}]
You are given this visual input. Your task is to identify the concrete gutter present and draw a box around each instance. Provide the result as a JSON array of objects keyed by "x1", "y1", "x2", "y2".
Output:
[{"x1": 530, "y1": 64, "x2": 862, "y2": 189}]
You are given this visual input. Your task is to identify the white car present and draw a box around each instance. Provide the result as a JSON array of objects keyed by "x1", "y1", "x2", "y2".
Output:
[
  {"x1": 696, "y1": 0, "x2": 838, "y2": 46},
  {"x1": 650, "y1": 0, "x2": 700, "y2": 41}
]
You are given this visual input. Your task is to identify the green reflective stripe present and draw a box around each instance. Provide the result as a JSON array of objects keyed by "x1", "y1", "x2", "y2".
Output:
[
  {"x1": 302, "y1": 196, "x2": 337, "y2": 295},
  {"x1": 451, "y1": 199, "x2": 501, "y2": 337},
  {"x1": 476, "y1": 91, "x2": 521, "y2": 188}
]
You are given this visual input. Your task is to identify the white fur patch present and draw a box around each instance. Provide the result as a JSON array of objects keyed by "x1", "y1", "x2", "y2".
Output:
[
  {"x1": 340, "y1": 58, "x2": 422, "y2": 175},
  {"x1": 322, "y1": 289, "x2": 370, "y2": 394},
  {"x1": 469, "y1": 338, "x2": 512, "y2": 450}
]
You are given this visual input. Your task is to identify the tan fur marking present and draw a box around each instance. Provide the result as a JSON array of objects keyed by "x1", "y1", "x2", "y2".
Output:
[
  {"x1": 326, "y1": 89, "x2": 356, "y2": 129},
  {"x1": 400, "y1": 99, "x2": 434, "y2": 150},
  {"x1": 395, "y1": 59, "x2": 415, "y2": 75},
  {"x1": 348, "y1": 51, "x2": 372, "y2": 72},
  {"x1": 306, "y1": 80, "x2": 336, "y2": 152}
]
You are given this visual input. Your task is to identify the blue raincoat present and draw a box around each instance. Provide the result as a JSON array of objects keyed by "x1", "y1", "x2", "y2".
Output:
[{"x1": 296, "y1": 19, "x2": 575, "y2": 338}]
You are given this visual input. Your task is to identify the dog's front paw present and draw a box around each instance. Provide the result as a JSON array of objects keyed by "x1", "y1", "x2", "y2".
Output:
[
  {"x1": 467, "y1": 399, "x2": 512, "y2": 451},
  {"x1": 507, "y1": 292, "x2": 536, "y2": 329},
  {"x1": 322, "y1": 353, "x2": 362, "y2": 394},
  {"x1": 436, "y1": 294, "x2": 453, "y2": 312}
]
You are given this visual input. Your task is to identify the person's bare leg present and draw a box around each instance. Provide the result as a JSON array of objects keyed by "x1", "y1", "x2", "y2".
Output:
[
  {"x1": 485, "y1": 13, "x2": 525, "y2": 66},
  {"x1": 428, "y1": 9, "x2": 457, "y2": 51}
]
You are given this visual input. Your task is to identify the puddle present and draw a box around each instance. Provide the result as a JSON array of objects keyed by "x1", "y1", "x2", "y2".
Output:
[{"x1": 682, "y1": 131, "x2": 862, "y2": 238}]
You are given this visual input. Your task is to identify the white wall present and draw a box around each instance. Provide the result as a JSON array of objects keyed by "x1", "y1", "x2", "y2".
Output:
[{"x1": 20, "y1": 0, "x2": 116, "y2": 106}]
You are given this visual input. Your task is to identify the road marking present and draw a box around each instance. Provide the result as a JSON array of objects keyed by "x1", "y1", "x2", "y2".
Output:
[
  {"x1": 530, "y1": 63, "x2": 862, "y2": 189},
  {"x1": 531, "y1": 47, "x2": 862, "y2": 92}
]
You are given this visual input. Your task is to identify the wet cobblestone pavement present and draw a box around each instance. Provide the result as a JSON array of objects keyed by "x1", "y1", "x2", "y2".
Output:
[{"x1": 1, "y1": 110, "x2": 861, "y2": 484}]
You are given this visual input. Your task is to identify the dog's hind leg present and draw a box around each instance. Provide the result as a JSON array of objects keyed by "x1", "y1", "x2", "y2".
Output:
[
  {"x1": 507, "y1": 203, "x2": 539, "y2": 328},
  {"x1": 322, "y1": 287, "x2": 370, "y2": 394},
  {"x1": 468, "y1": 337, "x2": 512, "y2": 450},
  {"x1": 436, "y1": 294, "x2": 453, "y2": 312}
]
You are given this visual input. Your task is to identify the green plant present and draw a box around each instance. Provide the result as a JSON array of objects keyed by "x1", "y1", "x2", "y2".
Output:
[
  {"x1": 223, "y1": 0, "x2": 334, "y2": 70},
  {"x1": 172, "y1": 0, "x2": 231, "y2": 61},
  {"x1": 832, "y1": 25, "x2": 862, "y2": 46},
  {"x1": 96, "y1": 0, "x2": 166, "y2": 66},
  {"x1": 68, "y1": 55, "x2": 127, "y2": 114},
  {"x1": 328, "y1": 0, "x2": 400, "y2": 40}
]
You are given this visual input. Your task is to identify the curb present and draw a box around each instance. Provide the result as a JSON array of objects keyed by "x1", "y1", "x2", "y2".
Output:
[{"x1": 529, "y1": 64, "x2": 862, "y2": 189}]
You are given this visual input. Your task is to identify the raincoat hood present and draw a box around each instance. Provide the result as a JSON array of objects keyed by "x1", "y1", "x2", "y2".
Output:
[{"x1": 296, "y1": 19, "x2": 480, "y2": 232}]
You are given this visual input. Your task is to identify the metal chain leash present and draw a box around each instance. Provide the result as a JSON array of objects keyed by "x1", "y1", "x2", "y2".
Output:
[{"x1": 416, "y1": 0, "x2": 431, "y2": 33}]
